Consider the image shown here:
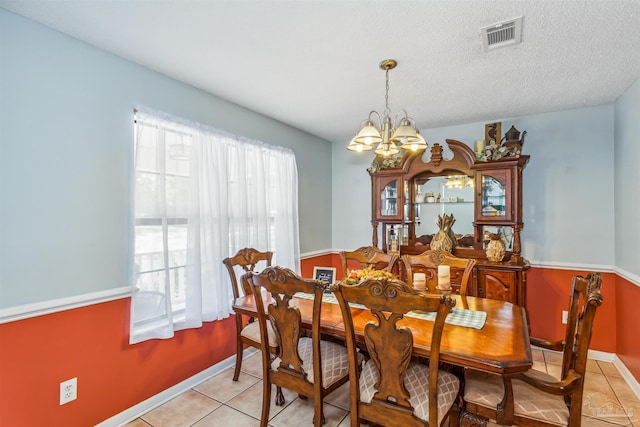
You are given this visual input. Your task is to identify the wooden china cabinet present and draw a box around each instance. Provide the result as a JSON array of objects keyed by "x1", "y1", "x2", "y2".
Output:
[{"x1": 370, "y1": 139, "x2": 530, "y2": 306}]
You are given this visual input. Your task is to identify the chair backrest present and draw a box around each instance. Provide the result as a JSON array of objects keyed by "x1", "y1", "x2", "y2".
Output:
[
  {"x1": 340, "y1": 246, "x2": 398, "y2": 277},
  {"x1": 401, "y1": 250, "x2": 476, "y2": 295},
  {"x1": 332, "y1": 278, "x2": 455, "y2": 426},
  {"x1": 561, "y1": 272, "x2": 604, "y2": 381},
  {"x1": 222, "y1": 248, "x2": 273, "y2": 299},
  {"x1": 247, "y1": 266, "x2": 327, "y2": 388}
]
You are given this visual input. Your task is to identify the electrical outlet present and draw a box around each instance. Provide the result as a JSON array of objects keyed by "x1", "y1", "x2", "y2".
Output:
[
  {"x1": 60, "y1": 377, "x2": 77, "y2": 405},
  {"x1": 562, "y1": 310, "x2": 568, "y2": 325}
]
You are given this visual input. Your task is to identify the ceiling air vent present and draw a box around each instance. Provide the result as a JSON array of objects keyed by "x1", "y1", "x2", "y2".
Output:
[{"x1": 481, "y1": 17, "x2": 523, "y2": 52}]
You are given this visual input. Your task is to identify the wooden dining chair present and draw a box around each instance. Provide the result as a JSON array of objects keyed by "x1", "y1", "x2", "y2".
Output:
[
  {"x1": 222, "y1": 248, "x2": 276, "y2": 383},
  {"x1": 463, "y1": 272, "x2": 604, "y2": 427},
  {"x1": 340, "y1": 245, "x2": 398, "y2": 277},
  {"x1": 401, "y1": 250, "x2": 476, "y2": 296},
  {"x1": 332, "y1": 277, "x2": 460, "y2": 427},
  {"x1": 248, "y1": 266, "x2": 357, "y2": 426}
]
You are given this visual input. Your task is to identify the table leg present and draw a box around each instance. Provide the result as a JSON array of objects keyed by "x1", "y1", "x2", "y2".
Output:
[{"x1": 496, "y1": 376, "x2": 515, "y2": 425}]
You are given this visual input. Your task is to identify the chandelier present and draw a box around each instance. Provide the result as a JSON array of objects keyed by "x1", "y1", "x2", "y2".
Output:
[{"x1": 347, "y1": 59, "x2": 427, "y2": 157}]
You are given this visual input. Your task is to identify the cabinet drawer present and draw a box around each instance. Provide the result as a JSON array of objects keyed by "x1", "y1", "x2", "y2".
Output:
[{"x1": 477, "y1": 269, "x2": 516, "y2": 303}]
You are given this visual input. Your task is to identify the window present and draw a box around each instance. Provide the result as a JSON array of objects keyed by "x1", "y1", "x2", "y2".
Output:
[
  {"x1": 134, "y1": 125, "x2": 191, "y2": 320},
  {"x1": 130, "y1": 109, "x2": 299, "y2": 343}
]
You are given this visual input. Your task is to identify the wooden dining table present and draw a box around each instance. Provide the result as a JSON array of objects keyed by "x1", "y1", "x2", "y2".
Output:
[{"x1": 233, "y1": 291, "x2": 532, "y2": 376}]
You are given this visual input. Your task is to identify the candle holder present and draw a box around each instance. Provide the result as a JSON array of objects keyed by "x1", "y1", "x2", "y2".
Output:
[{"x1": 435, "y1": 286, "x2": 452, "y2": 295}]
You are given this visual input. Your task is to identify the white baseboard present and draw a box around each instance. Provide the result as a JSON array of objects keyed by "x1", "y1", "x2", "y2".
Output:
[
  {"x1": 587, "y1": 350, "x2": 640, "y2": 400},
  {"x1": 96, "y1": 349, "x2": 259, "y2": 427},
  {"x1": 588, "y1": 349, "x2": 617, "y2": 362},
  {"x1": 613, "y1": 354, "x2": 640, "y2": 400}
]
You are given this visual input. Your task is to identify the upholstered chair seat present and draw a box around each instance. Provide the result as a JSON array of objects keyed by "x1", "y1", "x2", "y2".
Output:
[
  {"x1": 465, "y1": 369, "x2": 570, "y2": 426},
  {"x1": 359, "y1": 360, "x2": 460, "y2": 426},
  {"x1": 271, "y1": 337, "x2": 361, "y2": 387},
  {"x1": 239, "y1": 321, "x2": 277, "y2": 347}
]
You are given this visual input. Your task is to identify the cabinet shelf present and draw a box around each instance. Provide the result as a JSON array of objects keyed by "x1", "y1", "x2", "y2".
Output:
[{"x1": 414, "y1": 201, "x2": 474, "y2": 205}]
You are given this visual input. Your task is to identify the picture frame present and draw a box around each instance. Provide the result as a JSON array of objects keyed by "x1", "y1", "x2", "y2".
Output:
[
  {"x1": 312, "y1": 266, "x2": 336, "y2": 287},
  {"x1": 485, "y1": 122, "x2": 502, "y2": 145}
]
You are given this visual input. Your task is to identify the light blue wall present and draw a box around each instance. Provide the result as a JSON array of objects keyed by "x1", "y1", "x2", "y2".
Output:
[
  {"x1": 614, "y1": 77, "x2": 640, "y2": 277},
  {"x1": 2, "y1": 8, "x2": 635, "y2": 309},
  {"x1": 0, "y1": 9, "x2": 332, "y2": 308},
  {"x1": 333, "y1": 106, "x2": 616, "y2": 267}
]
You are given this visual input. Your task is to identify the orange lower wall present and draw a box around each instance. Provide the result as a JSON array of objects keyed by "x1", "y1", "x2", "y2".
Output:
[
  {"x1": 0, "y1": 259, "x2": 636, "y2": 426},
  {"x1": 300, "y1": 253, "x2": 342, "y2": 280},
  {"x1": 615, "y1": 275, "x2": 640, "y2": 380},
  {"x1": 0, "y1": 299, "x2": 235, "y2": 427},
  {"x1": 527, "y1": 268, "x2": 640, "y2": 380},
  {"x1": 299, "y1": 253, "x2": 376, "y2": 281},
  {"x1": 526, "y1": 268, "x2": 617, "y2": 353}
]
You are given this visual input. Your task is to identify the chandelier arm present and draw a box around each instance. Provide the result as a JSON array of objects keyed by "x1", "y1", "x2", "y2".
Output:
[
  {"x1": 393, "y1": 110, "x2": 414, "y2": 127},
  {"x1": 367, "y1": 111, "x2": 382, "y2": 129}
]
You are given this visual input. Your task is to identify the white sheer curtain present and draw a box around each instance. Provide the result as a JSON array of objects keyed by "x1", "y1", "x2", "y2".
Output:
[{"x1": 130, "y1": 108, "x2": 300, "y2": 344}]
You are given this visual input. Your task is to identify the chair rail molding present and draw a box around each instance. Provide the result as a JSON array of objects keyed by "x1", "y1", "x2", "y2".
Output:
[{"x1": 0, "y1": 286, "x2": 132, "y2": 324}]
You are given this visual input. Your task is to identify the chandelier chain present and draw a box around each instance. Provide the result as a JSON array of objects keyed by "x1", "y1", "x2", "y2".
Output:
[{"x1": 384, "y1": 68, "x2": 391, "y2": 117}]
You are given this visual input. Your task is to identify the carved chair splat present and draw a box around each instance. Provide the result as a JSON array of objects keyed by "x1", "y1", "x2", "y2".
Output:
[
  {"x1": 332, "y1": 278, "x2": 461, "y2": 426},
  {"x1": 248, "y1": 266, "x2": 356, "y2": 427},
  {"x1": 402, "y1": 250, "x2": 476, "y2": 296},
  {"x1": 222, "y1": 248, "x2": 277, "y2": 383},
  {"x1": 340, "y1": 246, "x2": 398, "y2": 277}
]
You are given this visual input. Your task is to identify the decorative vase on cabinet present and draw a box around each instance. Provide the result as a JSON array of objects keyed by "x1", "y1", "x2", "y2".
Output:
[{"x1": 485, "y1": 232, "x2": 506, "y2": 262}]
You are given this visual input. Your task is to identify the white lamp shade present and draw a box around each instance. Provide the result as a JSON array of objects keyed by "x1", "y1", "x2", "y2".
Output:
[
  {"x1": 402, "y1": 132, "x2": 428, "y2": 151},
  {"x1": 347, "y1": 138, "x2": 373, "y2": 152},
  {"x1": 374, "y1": 141, "x2": 399, "y2": 157},
  {"x1": 391, "y1": 118, "x2": 419, "y2": 142},
  {"x1": 353, "y1": 123, "x2": 383, "y2": 145}
]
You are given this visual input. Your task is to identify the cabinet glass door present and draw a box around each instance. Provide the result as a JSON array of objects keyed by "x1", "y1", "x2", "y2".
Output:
[
  {"x1": 481, "y1": 175, "x2": 506, "y2": 216},
  {"x1": 381, "y1": 180, "x2": 399, "y2": 217},
  {"x1": 477, "y1": 169, "x2": 512, "y2": 221}
]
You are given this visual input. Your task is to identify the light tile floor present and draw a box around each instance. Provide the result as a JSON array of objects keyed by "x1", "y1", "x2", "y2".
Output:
[{"x1": 125, "y1": 348, "x2": 639, "y2": 427}]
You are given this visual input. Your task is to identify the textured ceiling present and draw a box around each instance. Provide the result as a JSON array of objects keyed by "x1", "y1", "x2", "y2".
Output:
[{"x1": 2, "y1": 0, "x2": 640, "y2": 144}]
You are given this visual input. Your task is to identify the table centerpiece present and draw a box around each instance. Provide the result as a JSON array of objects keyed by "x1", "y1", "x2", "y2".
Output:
[{"x1": 343, "y1": 267, "x2": 398, "y2": 285}]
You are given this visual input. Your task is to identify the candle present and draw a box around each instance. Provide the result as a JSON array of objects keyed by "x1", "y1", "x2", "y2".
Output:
[
  {"x1": 437, "y1": 265, "x2": 451, "y2": 290},
  {"x1": 475, "y1": 139, "x2": 485, "y2": 153},
  {"x1": 413, "y1": 272, "x2": 426, "y2": 290}
]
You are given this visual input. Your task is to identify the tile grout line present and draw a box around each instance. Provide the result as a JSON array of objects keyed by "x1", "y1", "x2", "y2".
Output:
[
  {"x1": 130, "y1": 352, "x2": 634, "y2": 427},
  {"x1": 601, "y1": 372, "x2": 639, "y2": 424}
]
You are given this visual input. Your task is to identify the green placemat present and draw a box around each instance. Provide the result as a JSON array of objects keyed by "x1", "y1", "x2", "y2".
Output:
[{"x1": 294, "y1": 292, "x2": 486, "y2": 329}]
